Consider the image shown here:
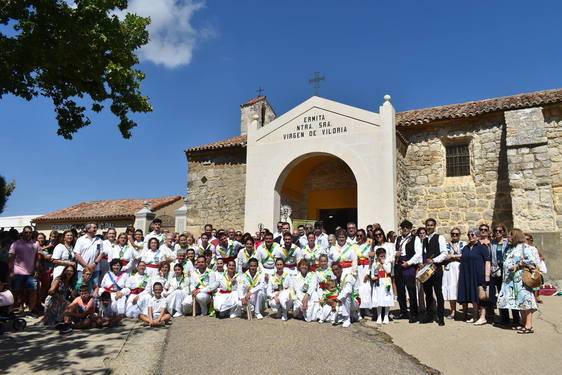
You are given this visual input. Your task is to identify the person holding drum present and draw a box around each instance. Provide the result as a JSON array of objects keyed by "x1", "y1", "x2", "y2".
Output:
[
  {"x1": 394, "y1": 220, "x2": 422, "y2": 323},
  {"x1": 420, "y1": 218, "x2": 448, "y2": 326}
]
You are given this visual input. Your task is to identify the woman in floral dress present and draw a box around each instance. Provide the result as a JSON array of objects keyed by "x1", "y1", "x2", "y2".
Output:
[{"x1": 497, "y1": 228, "x2": 539, "y2": 334}]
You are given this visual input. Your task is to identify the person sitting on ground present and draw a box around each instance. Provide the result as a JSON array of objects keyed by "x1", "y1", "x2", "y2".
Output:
[
  {"x1": 165, "y1": 263, "x2": 191, "y2": 317},
  {"x1": 139, "y1": 282, "x2": 172, "y2": 327},
  {"x1": 42, "y1": 264, "x2": 76, "y2": 326},
  {"x1": 95, "y1": 291, "x2": 123, "y2": 327},
  {"x1": 240, "y1": 258, "x2": 266, "y2": 320},
  {"x1": 267, "y1": 258, "x2": 291, "y2": 321},
  {"x1": 318, "y1": 278, "x2": 340, "y2": 324},
  {"x1": 59, "y1": 285, "x2": 96, "y2": 334}
]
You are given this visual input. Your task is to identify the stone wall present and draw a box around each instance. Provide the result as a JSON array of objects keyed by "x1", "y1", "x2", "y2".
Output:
[
  {"x1": 186, "y1": 148, "x2": 246, "y2": 234},
  {"x1": 398, "y1": 113, "x2": 512, "y2": 235},
  {"x1": 396, "y1": 138, "x2": 410, "y2": 222},
  {"x1": 505, "y1": 107, "x2": 557, "y2": 232}
]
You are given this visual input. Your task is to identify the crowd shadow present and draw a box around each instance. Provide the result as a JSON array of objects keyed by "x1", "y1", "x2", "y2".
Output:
[{"x1": 0, "y1": 324, "x2": 131, "y2": 374}]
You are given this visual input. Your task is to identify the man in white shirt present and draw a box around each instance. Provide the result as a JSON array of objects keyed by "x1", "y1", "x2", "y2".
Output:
[
  {"x1": 74, "y1": 223, "x2": 104, "y2": 284},
  {"x1": 144, "y1": 218, "x2": 166, "y2": 249},
  {"x1": 314, "y1": 221, "x2": 329, "y2": 250},
  {"x1": 346, "y1": 222, "x2": 358, "y2": 244}
]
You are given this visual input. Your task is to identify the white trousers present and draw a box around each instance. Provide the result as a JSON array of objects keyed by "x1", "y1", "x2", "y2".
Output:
[
  {"x1": 268, "y1": 290, "x2": 292, "y2": 313},
  {"x1": 110, "y1": 293, "x2": 127, "y2": 315},
  {"x1": 293, "y1": 293, "x2": 319, "y2": 322},
  {"x1": 167, "y1": 290, "x2": 189, "y2": 314},
  {"x1": 195, "y1": 292, "x2": 212, "y2": 315},
  {"x1": 247, "y1": 290, "x2": 265, "y2": 315}
]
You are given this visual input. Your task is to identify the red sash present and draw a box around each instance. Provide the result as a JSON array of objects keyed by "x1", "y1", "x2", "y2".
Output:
[
  {"x1": 358, "y1": 258, "x2": 370, "y2": 266},
  {"x1": 285, "y1": 264, "x2": 296, "y2": 269},
  {"x1": 130, "y1": 288, "x2": 144, "y2": 295},
  {"x1": 319, "y1": 282, "x2": 328, "y2": 289},
  {"x1": 340, "y1": 261, "x2": 352, "y2": 268},
  {"x1": 219, "y1": 290, "x2": 232, "y2": 294},
  {"x1": 311, "y1": 264, "x2": 319, "y2": 271},
  {"x1": 104, "y1": 287, "x2": 118, "y2": 293},
  {"x1": 120, "y1": 260, "x2": 129, "y2": 266},
  {"x1": 222, "y1": 256, "x2": 236, "y2": 263},
  {"x1": 146, "y1": 264, "x2": 159, "y2": 269}
]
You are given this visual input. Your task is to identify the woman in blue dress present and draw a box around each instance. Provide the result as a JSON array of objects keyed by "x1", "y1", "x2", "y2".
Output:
[
  {"x1": 457, "y1": 228, "x2": 494, "y2": 325},
  {"x1": 497, "y1": 228, "x2": 539, "y2": 334}
]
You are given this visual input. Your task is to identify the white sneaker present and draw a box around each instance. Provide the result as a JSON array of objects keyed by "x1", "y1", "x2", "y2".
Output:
[
  {"x1": 256, "y1": 313, "x2": 264, "y2": 320},
  {"x1": 383, "y1": 316, "x2": 389, "y2": 324},
  {"x1": 342, "y1": 320, "x2": 351, "y2": 328},
  {"x1": 376, "y1": 317, "x2": 382, "y2": 324},
  {"x1": 281, "y1": 312, "x2": 288, "y2": 321},
  {"x1": 173, "y1": 312, "x2": 183, "y2": 318},
  {"x1": 318, "y1": 319, "x2": 324, "y2": 324},
  {"x1": 229, "y1": 313, "x2": 238, "y2": 319}
]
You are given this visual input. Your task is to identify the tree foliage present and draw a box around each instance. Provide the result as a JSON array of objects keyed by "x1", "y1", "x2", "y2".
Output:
[
  {"x1": 0, "y1": 0, "x2": 152, "y2": 139},
  {"x1": 0, "y1": 176, "x2": 16, "y2": 214}
]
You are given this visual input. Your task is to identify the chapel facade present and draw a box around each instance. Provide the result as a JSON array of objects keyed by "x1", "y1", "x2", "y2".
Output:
[{"x1": 184, "y1": 88, "x2": 562, "y2": 275}]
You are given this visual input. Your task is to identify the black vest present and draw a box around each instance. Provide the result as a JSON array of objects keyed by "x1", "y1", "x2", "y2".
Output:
[
  {"x1": 423, "y1": 234, "x2": 441, "y2": 262},
  {"x1": 396, "y1": 235, "x2": 416, "y2": 260}
]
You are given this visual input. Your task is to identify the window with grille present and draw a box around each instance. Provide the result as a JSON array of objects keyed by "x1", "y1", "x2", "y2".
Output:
[{"x1": 446, "y1": 144, "x2": 470, "y2": 177}]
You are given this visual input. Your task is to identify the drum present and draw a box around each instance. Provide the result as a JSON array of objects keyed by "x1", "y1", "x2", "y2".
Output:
[{"x1": 416, "y1": 263, "x2": 436, "y2": 283}]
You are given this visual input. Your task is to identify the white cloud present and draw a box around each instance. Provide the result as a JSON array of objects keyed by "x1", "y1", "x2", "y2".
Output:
[{"x1": 123, "y1": 0, "x2": 211, "y2": 68}]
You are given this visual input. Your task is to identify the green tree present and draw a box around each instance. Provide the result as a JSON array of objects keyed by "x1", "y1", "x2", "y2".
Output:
[
  {"x1": 0, "y1": 176, "x2": 16, "y2": 214},
  {"x1": 0, "y1": 0, "x2": 152, "y2": 139}
]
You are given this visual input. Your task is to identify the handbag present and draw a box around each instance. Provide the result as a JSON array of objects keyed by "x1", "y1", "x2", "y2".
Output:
[
  {"x1": 478, "y1": 285, "x2": 489, "y2": 302},
  {"x1": 523, "y1": 265, "x2": 543, "y2": 289}
]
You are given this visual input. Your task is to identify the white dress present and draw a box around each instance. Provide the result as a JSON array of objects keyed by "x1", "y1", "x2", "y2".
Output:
[
  {"x1": 442, "y1": 241, "x2": 465, "y2": 301},
  {"x1": 213, "y1": 273, "x2": 242, "y2": 315},
  {"x1": 165, "y1": 275, "x2": 191, "y2": 315},
  {"x1": 99, "y1": 271, "x2": 130, "y2": 315},
  {"x1": 370, "y1": 263, "x2": 394, "y2": 307},
  {"x1": 355, "y1": 242, "x2": 373, "y2": 309},
  {"x1": 291, "y1": 271, "x2": 319, "y2": 322}
]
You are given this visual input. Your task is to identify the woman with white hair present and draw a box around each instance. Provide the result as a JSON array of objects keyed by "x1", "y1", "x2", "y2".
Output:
[{"x1": 457, "y1": 227, "x2": 494, "y2": 325}]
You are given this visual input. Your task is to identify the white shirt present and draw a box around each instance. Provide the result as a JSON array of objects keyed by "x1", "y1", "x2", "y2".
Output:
[
  {"x1": 397, "y1": 235, "x2": 423, "y2": 266},
  {"x1": 425, "y1": 233, "x2": 448, "y2": 264},
  {"x1": 74, "y1": 235, "x2": 103, "y2": 271},
  {"x1": 107, "y1": 244, "x2": 135, "y2": 273},
  {"x1": 52, "y1": 243, "x2": 75, "y2": 279},
  {"x1": 148, "y1": 295, "x2": 168, "y2": 317},
  {"x1": 316, "y1": 233, "x2": 329, "y2": 250},
  {"x1": 144, "y1": 231, "x2": 166, "y2": 249}
]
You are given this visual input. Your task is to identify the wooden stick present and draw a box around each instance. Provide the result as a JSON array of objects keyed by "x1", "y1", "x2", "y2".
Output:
[
  {"x1": 246, "y1": 303, "x2": 252, "y2": 321},
  {"x1": 192, "y1": 296, "x2": 197, "y2": 317}
]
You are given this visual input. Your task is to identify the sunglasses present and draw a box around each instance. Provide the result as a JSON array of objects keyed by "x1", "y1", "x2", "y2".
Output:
[
  {"x1": 451, "y1": 233, "x2": 460, "y2": 236},
  {"x1": 468, "y1": 233, "x2": 478, "y2": 237},
  {"x1": 494, "y1": 229, "x2": 504, "y2": 233},
  {"x1": 479, "y1": 228, "x2": 489, "y2": 232},
  {"x1": 374, "y1": 233, "x2": 383, "y2": 237}
]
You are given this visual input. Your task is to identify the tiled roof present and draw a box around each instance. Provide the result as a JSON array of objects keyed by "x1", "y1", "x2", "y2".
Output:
[
  {"x1": 397, "y1": 88, "x2": 562, "y2": 127},
  {"x1": 240, "y1": 96, "x2": 266, "y2": 108},
  {"x1": 186, "y1": 135, "x2": 247, "y2": 153},
  {"x1": 33, "y1": 196, "x2": 183, "y2": 222},
  {"x1": 187, "y1": 88, "x2": 562, "y2": 152}
]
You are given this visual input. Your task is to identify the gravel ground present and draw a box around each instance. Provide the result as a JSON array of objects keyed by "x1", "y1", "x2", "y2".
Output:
[{"x1": 162, "y1": 316, "x2": 433, "y2": 375}]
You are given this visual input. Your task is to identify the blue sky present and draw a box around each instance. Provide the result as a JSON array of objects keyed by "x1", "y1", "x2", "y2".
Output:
[{"x1": 1, "y1": 0, "x2": 561, "y2": 216}]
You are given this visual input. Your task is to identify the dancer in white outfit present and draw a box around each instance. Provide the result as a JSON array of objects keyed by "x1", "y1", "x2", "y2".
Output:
[
  {"x1": 236, "y1": 238, "x2": 257, "y2": 274},
  {"x1": 213, "y1": 260, "x2": 242, "y2": 318},
  {"x1": 370, "y1": 248, "x2": 394, "y2": 324},
  {"x1": 267, "y1": 258, "x2": 292, "y2": 320},
  {"x1": 277, "y1": 233, "x2": 302, "y2": 275},
  {"x1": 125, "y1": 262, "x2": 150, "y2": 318},
  {"x1": 139, "y1": 282, "x2": 172, "y2": 327},
  {"x1": 99, "y1": 259, "x2": 130, "y2": 316},
  {"x1": 331, "y1": 262, "x2": 355, "y2": 328},
  {"x1": 190, "y1": 256, "x2": 216, "y2": 316},
  {"x1": 355, "y1": 229, "x2": 373, "y2": 316},
  {"x1": 255, "y1": 233, "x2": 281, "y2": 276},
  {"x1": 291, "y1": 259, "x2": 319, "y2": 322},
  {"x1": 240, "y1": 258, "x2": 266, "y2": 319},
  {"x1": 165, "y1": 263, "x2": 191, "y2": 317}
]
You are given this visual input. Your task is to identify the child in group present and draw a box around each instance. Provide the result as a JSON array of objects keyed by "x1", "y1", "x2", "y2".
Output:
[
  {"x1": 370, "y1": 248, "x2": 394, "y2": 324},
  {"x1": 59, "y1": 285, "x2": 95, "y2": 334},
  {"x1": 318, "y1": 278, "x2": 340, "y2": 324},
  {"x1": 94, "y1": 291, "x2": 123, "y2": 327},
  {"x1": 139, "y1": 282, "x2": 172, "y2": 327}
]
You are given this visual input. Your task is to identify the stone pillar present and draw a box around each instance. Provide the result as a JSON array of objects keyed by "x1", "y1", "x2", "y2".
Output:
[
  {"x1": 134, "y1": 202, "x2": 155, "y2": 234},
  {"x1": 505, "y1": 107, "x2": 556, "y2": 231},
  {"x1": 174, "y1": 198, "x2": 188, "y2": 233}
]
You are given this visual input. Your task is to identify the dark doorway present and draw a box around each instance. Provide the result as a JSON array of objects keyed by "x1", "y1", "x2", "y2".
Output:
[{"x1": 319, "y1": 208, "x2": 358, "y2": 235}]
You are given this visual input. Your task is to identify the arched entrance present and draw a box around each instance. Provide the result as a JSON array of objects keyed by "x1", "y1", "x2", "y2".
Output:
[{"x1": 275, "y1": 153, "x2": 357, "y2": 233}]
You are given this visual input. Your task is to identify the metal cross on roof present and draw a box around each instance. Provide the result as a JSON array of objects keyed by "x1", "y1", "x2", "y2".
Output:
[
  {"x1": 308, "y1": 72, "x2": 325, "y2": 96},
  {"x1": 256, "y1": 86, "x2": 264, "y2": 97}
]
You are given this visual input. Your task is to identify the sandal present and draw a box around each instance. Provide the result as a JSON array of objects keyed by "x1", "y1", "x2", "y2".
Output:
[
  {"x1": 517, "y1": 328, "x2": 534, "y2": 334},
  {"x1": 511, "y1": 325, "x2": 524, "y2": 331}
]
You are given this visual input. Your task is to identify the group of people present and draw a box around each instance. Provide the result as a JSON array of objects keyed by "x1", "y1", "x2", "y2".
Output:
[{"x1": 0, "y1": 217, "x2": 546, "y2": 334}]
